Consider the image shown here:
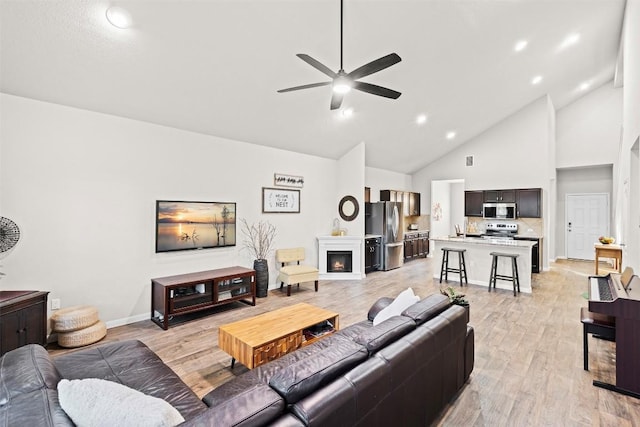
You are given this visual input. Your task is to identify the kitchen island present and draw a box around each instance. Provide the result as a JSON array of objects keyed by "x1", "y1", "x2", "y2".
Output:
[{"x1": 431, "y1": 236, "x2": 538, "y2": 293}]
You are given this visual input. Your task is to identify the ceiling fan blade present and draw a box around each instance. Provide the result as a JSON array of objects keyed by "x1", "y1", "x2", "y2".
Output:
[
  {"x1": 347, "y1": 53, "x2": 401, "y2": 80},
  {"x1": 353, "y1": 81, "x2": 401, "y2": 99},
  {"x1": 277, "y1": 82, "x2": 332, "y2": 93},
  {"x1": 330, "y1": 93, "x2": 344, "y2": 110},
  {"x1": 297, "y1": 54, "x2": 338, "y2": 78}
]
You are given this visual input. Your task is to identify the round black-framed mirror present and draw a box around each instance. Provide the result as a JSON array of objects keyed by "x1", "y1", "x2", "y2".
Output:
[{"x1": 338, "y1": 195, "x2": 359, "y2": 222}]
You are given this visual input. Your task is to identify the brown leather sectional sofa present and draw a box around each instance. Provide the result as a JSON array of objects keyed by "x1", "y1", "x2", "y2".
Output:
[{"x1": 0, "y1": 294, "x2": 474, "y2": 426}]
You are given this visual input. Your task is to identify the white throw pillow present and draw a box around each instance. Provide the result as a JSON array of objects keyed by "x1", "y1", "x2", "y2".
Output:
[
  {"x1": 58, "y1": 378, "x2": 185, "y2": 427},
  {"x1": 372, "y1": 287, "x2": 420, "y2": 326}
]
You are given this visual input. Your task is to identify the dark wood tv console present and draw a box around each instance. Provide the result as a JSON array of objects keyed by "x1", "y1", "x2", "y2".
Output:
[{"x1": 151, "y1": 266, "x2": 256, "y2": 330}]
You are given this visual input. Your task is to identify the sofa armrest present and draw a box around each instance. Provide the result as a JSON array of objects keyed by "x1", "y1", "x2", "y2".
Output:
[{"x1": 367, "y1": 297, "x2": 394, "y2": 321}]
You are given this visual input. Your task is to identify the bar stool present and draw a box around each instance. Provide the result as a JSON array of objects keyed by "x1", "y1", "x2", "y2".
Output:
[
  {"x1": 439, "y1": 248, "x2": 468, "y2": 286},
  {"x1": 488, "y1": 252, "x2": 520, "y2": 296}
]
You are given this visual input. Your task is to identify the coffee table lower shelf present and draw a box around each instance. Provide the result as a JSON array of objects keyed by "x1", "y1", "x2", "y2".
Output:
[{"x1": 218, "y1": 303, "x2": 339, "y2": 369}]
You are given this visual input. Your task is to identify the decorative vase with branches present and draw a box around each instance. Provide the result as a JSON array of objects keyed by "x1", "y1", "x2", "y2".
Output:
[{"x1": 240, "y1": 219, "x2": 277, "y2": 298}]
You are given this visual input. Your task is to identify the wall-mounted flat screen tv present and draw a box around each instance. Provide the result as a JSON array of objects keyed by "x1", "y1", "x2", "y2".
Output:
[{"x1": 155, "y1": 200, "x2": 236, "y2": 253}]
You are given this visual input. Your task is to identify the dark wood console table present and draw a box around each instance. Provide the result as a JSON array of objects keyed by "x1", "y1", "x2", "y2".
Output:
[
  {"x1": 151, "y1": 266, "x2": 256, "y2": 330},
  {"x1": 1, "y1": 291, "x2": 49, "y2": 356}
]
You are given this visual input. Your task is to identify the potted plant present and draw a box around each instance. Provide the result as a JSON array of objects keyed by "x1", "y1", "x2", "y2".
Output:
[
  {"x1": 240, "y1": 218, "x2": 277, "y2": 298},
  {"x1": 441, "y1": 286, "x2": 470, "y2": 323}
]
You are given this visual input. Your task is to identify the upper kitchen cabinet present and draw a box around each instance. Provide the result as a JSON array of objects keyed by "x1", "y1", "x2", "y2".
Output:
[
  {"x1": 464, "y1": 191, "x2": 484, "y2": 217},
  {"x1": 380, "y1": 190, "x2": 421, "y2": 216},
  {"x1": 516, "y1": 188, "x2": 542, "y2": 218},
  {"x1": 409, "y1": 192, "x2": 420, "y2": 216},
  {"x1": 484, "y1": 189, "x2": 516, "y2": 203},
  {"x1": 380, "y1": 190, "x2": 399, "y2": 202}
]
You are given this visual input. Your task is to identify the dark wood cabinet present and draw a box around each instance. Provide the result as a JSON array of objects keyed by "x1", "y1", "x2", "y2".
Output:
[
  {"x1": 484, "y1": 189, "x2": 516, "y2": 203},
  {"x1": 365, "y1": 237, "x2": 381, "y2": 273},
  {"x1": 151, "y1": 266, "x2": 256, "y2": 330},
  {"x1": 1, "y1": 291, "x2": 49, "y2": 356},
  {"x1": 516, "y1": 188, "x2": 542, "y2": 218},
  {"x1": 465, "y1": 188, "x2": 541, "y2": 218},
  {"x1": 464, "y1": 191, "x2": 484, "y2": 217},
  {"x1": 409, "y1": 192, "x2": 420, "y2": 216},
  {"x1": 381, "y1": 190, "x2": 420, "y2": 216},
  {"x1": 404, "y1": 231, "x2": 429, "y2": 261}
]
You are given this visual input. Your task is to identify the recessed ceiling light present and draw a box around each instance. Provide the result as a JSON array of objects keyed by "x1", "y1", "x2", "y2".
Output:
[
  {"x1": 446, "y1": 131, "x2": 456, "y2": 140},
  {"x1": 514, "y1": 40, "x2": 528, "y2": 52},
  {"x1": 416, "y1": 114, "x2": 427, "y2": 125},
  {"x1": 106, "y1": 6, "x2": 132, "y2": 29},
  {"x1": 579, "y1": 81, "x2": 591, "y2": 91},
  {"x1": 531, "y1": 75, "x2": 543, "y2": 85},
  {"x1": 341, "y1": 108, "x2": 354, "y2": 118},
  {"x1": 559, "y1": 33, "x2": 580, "y2": 50}
]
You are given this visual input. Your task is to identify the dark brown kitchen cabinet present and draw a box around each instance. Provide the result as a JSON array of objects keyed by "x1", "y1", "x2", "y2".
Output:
[
  {"x1": 404, "y1": 231, "x2": 429, "y2": 261},
  {"x1": 484, "y1": 189, "x2": 516, "y2": 203},
  {"x1": 516, "y1": 188, "x2": 542, "y2": 218},
  {"x1": 1, "y1": 291, "x2": 49, "y2": 356},
  {"x1": 464, "y1": 191, "x2": 484, "y2": 217},
  {"x1": 409, "y1": 192, "x2": 420, "y2": 216},
  {"x1": 380, "y1": 190, "x2": 420, "y2": 216}
]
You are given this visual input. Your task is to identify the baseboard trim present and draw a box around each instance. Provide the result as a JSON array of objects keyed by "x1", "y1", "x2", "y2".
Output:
[{"x1": 105, "y1": 313, "x2": 149, "y2": 329}]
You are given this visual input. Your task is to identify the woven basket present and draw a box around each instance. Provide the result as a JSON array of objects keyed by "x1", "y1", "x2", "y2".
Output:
[
  {"x1": 57, "y1": 320, "x2": 107, "y2": 348},
  {"x1": 50, "y1": 305, "x2": 99, "y2": 332}
]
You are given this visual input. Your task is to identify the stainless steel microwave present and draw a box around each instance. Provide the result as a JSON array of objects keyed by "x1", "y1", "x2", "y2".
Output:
[{"x1": 483, "y1": 203, "x2": 517, "y2": 219}]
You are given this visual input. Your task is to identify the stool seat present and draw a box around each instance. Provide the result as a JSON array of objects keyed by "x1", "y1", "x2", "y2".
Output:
[
  {"x1": 580, "y1": 307, "x2": 615, "y2": 371},
  {"x1": 488, "y1": 252, "x2": 520, "y2": 296},
  {"x1": 439, "y1": 248, "x2": 468, "y2": 286}
]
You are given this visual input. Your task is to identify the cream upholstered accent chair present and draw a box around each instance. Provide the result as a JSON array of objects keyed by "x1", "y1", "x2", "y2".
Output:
[{"x1": 276, "y1": 247, "x2": 319, "y2": 296}]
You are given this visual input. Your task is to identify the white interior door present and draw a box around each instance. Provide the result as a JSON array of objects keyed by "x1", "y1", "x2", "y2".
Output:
[{"x1": 566, "y1": 193, "x2": 609, "y2": 260}]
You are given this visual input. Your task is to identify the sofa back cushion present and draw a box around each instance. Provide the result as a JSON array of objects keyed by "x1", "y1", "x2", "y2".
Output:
[
  {"x1": 268, "y1": 334, "x2": 367, "y2": 404},
  {"x1": 353, "y1": 315, "x2": 415, "y2": 354},
  {"x1": 53, "y1": 340, "x2": 207, "y2": 420},
  {"x1": 401, "y1": 294, "x2": 450, "y2": 325}
]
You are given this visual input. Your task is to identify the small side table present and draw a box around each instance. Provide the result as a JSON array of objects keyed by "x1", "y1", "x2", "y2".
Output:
[{"x1": 594, "y1": 244, "x2": 622, "y2": 275}]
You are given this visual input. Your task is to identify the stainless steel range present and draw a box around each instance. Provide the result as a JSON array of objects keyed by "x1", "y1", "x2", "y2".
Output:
[{"x1": 483, "y1": 222, "x2": 518, "y2": 239}]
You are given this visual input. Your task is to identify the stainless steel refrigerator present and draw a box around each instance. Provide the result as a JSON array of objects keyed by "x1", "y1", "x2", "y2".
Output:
[{"x1": 365, "y1": 202, "x2": 404, "y2": 270}]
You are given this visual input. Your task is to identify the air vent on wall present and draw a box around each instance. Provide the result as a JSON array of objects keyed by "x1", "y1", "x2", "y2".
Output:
[{"x1": 466, "y1": 155, "x2": 474, "y2": 167}]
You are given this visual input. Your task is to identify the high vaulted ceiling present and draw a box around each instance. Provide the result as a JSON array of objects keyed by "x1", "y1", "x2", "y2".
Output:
[{"x1": 0, "y1": 0, "x2": 626, "y2": 174}]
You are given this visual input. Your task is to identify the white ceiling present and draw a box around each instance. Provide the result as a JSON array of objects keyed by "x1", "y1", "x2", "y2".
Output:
[{"x1": 0, "y1": 0, "x2": 626, "y2": 174}]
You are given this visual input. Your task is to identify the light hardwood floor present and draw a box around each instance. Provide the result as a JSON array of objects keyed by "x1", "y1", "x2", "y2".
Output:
[{"x1": 48, "y1": 257, "x2": 640, "y2": 426}]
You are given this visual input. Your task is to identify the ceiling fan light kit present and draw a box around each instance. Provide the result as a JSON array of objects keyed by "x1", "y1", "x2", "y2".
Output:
[{"x1": 278, "y1": 0, "x2": 401, "y2": 110}]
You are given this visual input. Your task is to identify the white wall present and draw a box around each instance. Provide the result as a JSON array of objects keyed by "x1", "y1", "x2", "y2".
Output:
[
  {"x1": 0, "y1": 94, "x2": 339, "y2": 326},
  {"x1": 556, "y1": 166, "x2": 614, "y2": 257},
  {"x1": 430, "y1": 181, "x2": 451, "y2": 239},
  {"x1": 556, "y1": 81, "x2": 622, "y2": 169},
  {"x1": 450, "y1": 182, "x2": 465, "y2": 233},
  {"x1": 364, "y1": 166, "x2": 412, "y2": 203},
  {"x1": 413, "y1": 96, "x2": 551, "y2": 202},
  {"x1": 337, "y1": 142, "x2": 366, "y2": 276},
  {"x1": 616, "y1": 0, "x2": 640, "y2": 270}
]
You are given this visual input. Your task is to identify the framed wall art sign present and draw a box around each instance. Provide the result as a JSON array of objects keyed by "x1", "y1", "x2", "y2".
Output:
[
  {"x1": 262, "y1": 187, "x2": 300, "y2": 213},
  {"x1": 274, "y1": 173, "x2": 304, "y2": 188}
]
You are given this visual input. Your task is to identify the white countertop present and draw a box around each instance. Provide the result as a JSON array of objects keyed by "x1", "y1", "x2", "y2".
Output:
[{"x1": 430, "y1": 236, "x2": 537, "y2": 248}]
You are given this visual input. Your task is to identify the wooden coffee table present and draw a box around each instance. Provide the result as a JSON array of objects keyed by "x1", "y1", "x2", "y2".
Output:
[{"x1": 218, "y1": 303, "x2": 339, "y2": 369}]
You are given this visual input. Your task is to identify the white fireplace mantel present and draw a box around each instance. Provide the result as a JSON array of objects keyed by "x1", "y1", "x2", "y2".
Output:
[{"x1": 317, "y1": 236, "x2": 364, "y2": 280}]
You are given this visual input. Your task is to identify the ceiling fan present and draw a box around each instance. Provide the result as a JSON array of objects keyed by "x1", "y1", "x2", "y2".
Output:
[{"x1": 278, "y1": 0, "x2": 401, "y2": 110}]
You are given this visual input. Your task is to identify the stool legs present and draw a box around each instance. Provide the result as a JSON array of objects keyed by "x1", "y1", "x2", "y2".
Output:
[
  {"x1": 488, "y1": 256, "x2": 498, "y2": 292},
  {"x1": 489, "y1": 253, "x2": 519, "y2": 296},
  {"x1": 439, "y1": 250, "x2": 449, "y2": 283},
  {"x1": 440, "y1": 249, "x2": 467, "y2": 286}
]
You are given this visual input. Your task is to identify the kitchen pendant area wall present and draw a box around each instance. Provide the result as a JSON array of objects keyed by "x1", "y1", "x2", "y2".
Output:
[{"x1": 431, "y1": 179, "x2": 465, "y2": 238}]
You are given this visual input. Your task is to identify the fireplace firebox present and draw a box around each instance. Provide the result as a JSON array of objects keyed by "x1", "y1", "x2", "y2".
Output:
[{"x1": 327, "y1": 251, "x2": 353, "y2": 273}]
